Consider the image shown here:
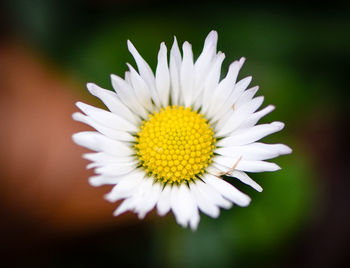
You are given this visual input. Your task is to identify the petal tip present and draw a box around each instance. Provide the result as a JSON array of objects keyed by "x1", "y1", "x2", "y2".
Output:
[
  {"x1": 127, "y1": 39, "x2": 134, "y2": 50},
  {"x1": 75, "y1": 101, "x2": 83, "y2": 107},
  {"x1": 71, "y1": 132, "x2": 80, "y2": 142},
  {"x1": 88, "y1": 177, "x2": 101, "y2": 187},
  {"x1": 240, "y1": 196, "x2": 252, "y2": 207},
  {"x1": 104, "y1": 193, "x2": 114, "y2": 203},
  {"x1": 182, "y1": 41, "x2": 192, "y2": 49},
  {"x1": 113, "y1": 208, "x2": 124, "y2": 217},
  {"x1": 239, "y1": 57, "x2": 246, "y2": 64},
  {"x1": 274, "y1": 164, "x2": 282, "y2": 171},
  {"x1": 71, "y1": 112, "x2": 81, "y2": 121},
  {"x1": 271, "y1": 121, "x2": 285, "y2": 131},
  {"x1": 86, "y1": 83, "x2": 99, "y2": 95},
  {"x1": 283, "y1": 145, "x2": 293, "y2": 154},
  {"x1": 86, "y1": 82, "x2": 95, "y2": 89},
  {"x1": 206, "y1": 30, "x2": 218, "y2": 41}
]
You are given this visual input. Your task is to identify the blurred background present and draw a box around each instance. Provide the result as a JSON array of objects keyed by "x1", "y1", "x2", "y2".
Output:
[{"x1": 1, "y1": 0, "x2": 349, "y2": 267}]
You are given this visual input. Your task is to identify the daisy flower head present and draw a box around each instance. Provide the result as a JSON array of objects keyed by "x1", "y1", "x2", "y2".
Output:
[{"x1": 72, "y1": 30, "x2": 292, "y2": 230}]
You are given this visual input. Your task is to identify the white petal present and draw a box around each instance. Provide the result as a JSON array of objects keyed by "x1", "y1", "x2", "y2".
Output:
[
  {"x1": 94, "y1": 162, "x2": 138, "y2": 176},
  {"x1": 213, "y1": 155, "x2": 243, "y2": 171},
  {"x1": 156, "y1": 42, "x2": 170, "y2": 108},
  {"x1": 86, "y1": 162, "x2": 100, "y2": 169},
  {"x1": 236, "y1": 160, "x2": 281, "y2": 172},
  {"x1": 75, "y1": 102, "x2": 138, "y2": 133},
  {"x1": 230, "y1": 76, "x2": 254, "y2": 103},
  {"x1": 124, "y1": 70, "x2": 132, "y2": 84},
  {"x1": 201, "y1": 52, "x2": 225, "y2": 115},
  {"x1": 127, "y1": 40, "x2": 161, "y2": 107},
  {"x1": 114, "y1": 179, "x2": 149, "y2": 217},
  {"x1": 72, "y1": 131, "x2": 134, "y2": 157},
  {"x1": 217, "y1": 121, "x2": 285, "y2": 147},
  {"x1": 190, "y1": 183, "x2": 220, "y2": 218},
  {"x1": 206, "y1": 165, "x2": 224, "y2": 177},
  {"x1": 86, "y1": 83, "x2": 140, "y2": 124},
  {"x1": 131, "y1": 178, "x2": 152, "y2": 218},
  {"x1": 72, "y1": 112, "x2": 135, "y2": 142},
  {"x1": 224, "y1": 57, "x2": 245, "y2": 86},
  {"x1": 113, "y1": 197, "x2": 136, "y2": 216},
  {"x1": 189, "y1": 207, "x2": 200, "y2": 231},
  {"x1": 202, "y1": 30, "x2": 218, "y2": 53},
  {"x1": 88, "y1": 175, "x2": 125, "y2": 187},
  {"x1": 180, "y1": 41, "x2": 195, "y2": 107},
  {"x1": 203, "y1": 174, "x2": 251, "y2": 207},
  {"x1": 171, "y1": 184, "x2": 198, "y2": 228},
  {"x1": 215, "y1": 155, "x2": 279, "y2": 174},
  {"x1": 86, "y1": 157, "x2": 135, "y2": 169},
  {"x1": 83, "y1": 152, "x2": 134, "y2": 164},
  {"x1": 114, "y1": 178, "x2": 159, "y2": 218},
  {"x1": 127, "y1": 63, "x2": 154, "y2": 111},
  {"x1": 239, "y1": 105, "x2": 275, "y2": 129},
  {"x1": 156, "y1": 184, "x2": 172, "y2": 216},
  {"x1": 192, "y1": 32, "x2": 220, "y2": 111},
  {"x1": 196, "y1": 31, "x2": 218, "y2": 65},
  {"x1": 215, "y1": 142, "x2": 287, "y2": 161},
  {"x1": 194, "y1": 31, "x2": 218, "y2": 89},
  {"x1": 210, "y1": 76, "x2": 252, "y2": 123},
  {"x1": 222, "y1": 142, "x2": 291, "y2": 158},
  {"x1": 229, "y1": 170, "x2": 263, "y2": 192},
  {"x1": 215, "y1": 94, "x2": 264, "y2": 136},
  {"x1": 206, "y1": 58, "x2": 245, "y2": 118},
  {"x1": 234, "y1": 86, "x2": 259, "y2": 109},
  {"x1": 195, "y1": 180, "x2": 232, "y2": 209},
  {"x1": 170, "y1": 185, "x2": 185, "y2": 226},
  {"x1": 203, "y1": 30, "x2": 218, "y2": 49},
  {"x1": 214, "y1": 156, "x2": 276, "y2": 181},
  {"x1": 135, "y1": 180, "x2": 162, "y2": 219},
  {"x1": 265, "y1": 143, "x2": 292, "y2": 155},
  {"x1": 169, "y1": 37, "x2": 181, "y2": 105},
  {"x1": 211, "y1": 162, "x2": 231, "y2": 177},
  {"x1": 110, "y1": 74, "x2": 149, "y2": 119},
  {"x1": 104, "y1": 169, "x2": 145, "y2": 202}
]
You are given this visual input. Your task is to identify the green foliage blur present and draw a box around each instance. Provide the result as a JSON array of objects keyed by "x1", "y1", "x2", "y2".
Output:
[{"x1": 5, "y1": 0, "x2": 349, "y2": 267}]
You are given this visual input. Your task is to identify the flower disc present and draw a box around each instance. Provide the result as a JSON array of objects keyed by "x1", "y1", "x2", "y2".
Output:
[{"x1": 135, "y1": 106, "x2": 216, "y2": 184}]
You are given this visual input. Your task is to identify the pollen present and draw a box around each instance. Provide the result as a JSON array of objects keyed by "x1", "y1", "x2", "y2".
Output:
[{"x1": 135, "y1": 106, "x2": 216, "y2": 184}]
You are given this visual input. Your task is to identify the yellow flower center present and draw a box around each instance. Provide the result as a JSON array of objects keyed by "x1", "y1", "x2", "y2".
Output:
[{"x1": 135, "y1": 106, "x2": 216, "y2": 184}]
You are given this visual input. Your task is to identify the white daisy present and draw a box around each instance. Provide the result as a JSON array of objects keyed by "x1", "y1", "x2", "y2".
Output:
[{"x1": 72, "y1": 30, "x2": 292, "y2": 230}]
